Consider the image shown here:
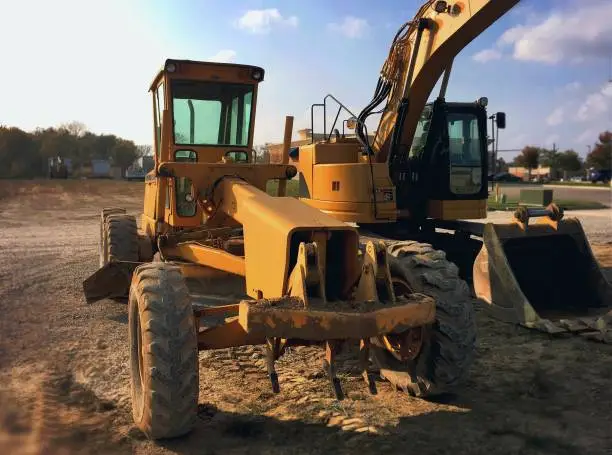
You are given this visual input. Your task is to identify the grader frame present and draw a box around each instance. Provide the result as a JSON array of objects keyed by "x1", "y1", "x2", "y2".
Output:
[{"x1": 82, "y1": 59, "x2": 473, "y2": 440}]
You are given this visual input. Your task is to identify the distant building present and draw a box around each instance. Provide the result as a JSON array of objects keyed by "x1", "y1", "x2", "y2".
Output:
[
  {"x1": 508, "y1": 165, "x2": 552, "y2": 181},
  {"x1": 125, "y1": 156, "x2": 155, "y2": 180}
]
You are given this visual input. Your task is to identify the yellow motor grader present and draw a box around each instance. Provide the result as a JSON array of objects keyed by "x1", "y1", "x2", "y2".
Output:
[
  {"x1": 289, "y1": 0, "x2": 612, "y2": 342},
  {"x1": 83, "y1": 59, "x2": 477, "y2": 440}
]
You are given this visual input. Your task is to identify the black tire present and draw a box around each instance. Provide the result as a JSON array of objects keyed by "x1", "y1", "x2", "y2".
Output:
[
  {"x1": 370, "y1": 240, "x2": 476, "y2": 397},
  {"x1": 105, "y1": 214, "x2": 138, "y2": 264},
  {"x1": 129, "y1": 263, "x2": 199, "y2": 439},
  {"x1": 99, "y1": 208, "x2": 126, "y2": 267}
]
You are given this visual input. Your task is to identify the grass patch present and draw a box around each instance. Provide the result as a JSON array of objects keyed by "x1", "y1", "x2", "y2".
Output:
[
  {"x1": 546, "y1": 181, "x2": 610, "y2": 187},
  {"x1": 487, "y1": 196, "x2": 606, "y2": 211}
]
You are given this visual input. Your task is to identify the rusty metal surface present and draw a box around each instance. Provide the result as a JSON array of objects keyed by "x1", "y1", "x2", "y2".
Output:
[
  {"x1": 473, "y1": 213, "x2": 612, "y2": 343},
  {"x1": 197, "y1": 317, "x2": 265, "y2": 350},
  {"x1": 237, "y1": 294, "x2": 435, "y2": 341}
]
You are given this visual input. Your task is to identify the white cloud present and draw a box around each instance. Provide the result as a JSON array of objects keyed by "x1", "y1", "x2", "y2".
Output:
[
  {"x1": 576, "y1": 82, "x2": 612, "y2": 121},
  {"x1": 498, "y1": 2, "x2": 612, "y2": 64},
  {"x1": 546, "y1": 107, "x2": 564, "y2": 126},
  {"x1": 235, "y1": 9, "x2": 298, "y2": 34},
  {"x1": 209, "y1": 49, "x2": 236, "y2": 63},
  {"x1": 328, "y1": 16, "x2": 369, "y2": 39},
  {"x1": 576, "y1": 128, "x2": 597, "y2": 144},
  {"x1": 563, "y1": 81, "x2": 582, "y2": 92},
  {"x1": 472, "y1": 49, "x2": 502, "y2": 63}
]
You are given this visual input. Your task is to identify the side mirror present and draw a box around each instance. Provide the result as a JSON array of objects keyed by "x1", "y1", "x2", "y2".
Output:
[{"x1": 496, "y1": 112, "x2": 506, "y2": 129}]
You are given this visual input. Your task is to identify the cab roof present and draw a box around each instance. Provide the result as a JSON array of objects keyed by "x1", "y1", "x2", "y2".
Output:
[{"x1": 148, "y1": 59, "x2": 265, "y2": 92}]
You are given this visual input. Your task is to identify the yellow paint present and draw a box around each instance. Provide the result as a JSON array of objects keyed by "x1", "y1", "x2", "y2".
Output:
[{"x1": 427, "y1": 199, "x2": 487, "y2": 220}]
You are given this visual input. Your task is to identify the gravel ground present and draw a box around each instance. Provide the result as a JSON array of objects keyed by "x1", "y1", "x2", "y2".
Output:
[{"x1": 0, "y1": 180, "x2": 610, "y2": 455}]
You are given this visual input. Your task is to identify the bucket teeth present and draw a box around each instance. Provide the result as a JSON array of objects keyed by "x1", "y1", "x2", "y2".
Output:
[{"x1": 323, "y1": 341, "x2": 344, "y2": 400}]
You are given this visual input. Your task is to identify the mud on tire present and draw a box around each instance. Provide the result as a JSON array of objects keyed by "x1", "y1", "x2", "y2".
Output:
[
  {"x1": 370, "y1": 240, "x2": 476, "y2": 397},
  {"x1": 128, "y1": 263, "x2": 199, "y2": 439}
]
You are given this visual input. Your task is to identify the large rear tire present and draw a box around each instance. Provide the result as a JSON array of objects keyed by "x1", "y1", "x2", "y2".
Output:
[
  {"x1": 129, "y1": 263, "x2": 199, "y2": 439},
  {"x1": 370, "y1": 240, "x2": 476, "y2": 397}
]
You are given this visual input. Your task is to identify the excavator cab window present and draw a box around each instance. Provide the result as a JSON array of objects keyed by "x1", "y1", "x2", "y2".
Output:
[
  {"x1": 409, "y1": 108, "x2": 432, "y2": 158},
  {"x1": 448, "y1": 112, "x2": 483, "y2": 195},
  {"x1": 393, "y1": 100, "x2": 488, "y2": 215}
]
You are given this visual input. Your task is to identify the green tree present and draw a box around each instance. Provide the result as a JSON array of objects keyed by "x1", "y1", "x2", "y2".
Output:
[
  {"x1": 496, "y1": 156, "x2": 507, "y2": 172},
  {"x1": 586, "y1": 131, "x2": 612, "y2": 170},
  {"x1": 111, "y1": 139, "x2": 138, "y2": 173},
  {"x1": 514, "y1": 146, "x2": 540, "y2": 179},
  {"x1": 0, "y1": 127, "x2": 38, "y2": 178},
  {"x1": 0, "y1": 121, "x2": 145, "y2": 178},
  {"x1": 539, "y1": 148, "x2": 559, "y2": 168},
  {"x1": 557, "y1": 149, "x2": 582, "y2": 172}
]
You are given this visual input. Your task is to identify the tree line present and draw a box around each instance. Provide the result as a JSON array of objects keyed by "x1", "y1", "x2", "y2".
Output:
[
  {"x1": 507, "y1": 130, "x2": 611, "y2": 179},
  {"x1": 0, "y1": 121, "x2": 150, "y2": 179},
  {"x1": 1, "y1": 121, "x2": 610, "y2": 180}
]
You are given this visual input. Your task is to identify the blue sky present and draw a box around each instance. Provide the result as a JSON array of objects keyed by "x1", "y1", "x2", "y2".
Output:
[{"x1": 0, "y1": 0, "x2": 610, "y2": 160}]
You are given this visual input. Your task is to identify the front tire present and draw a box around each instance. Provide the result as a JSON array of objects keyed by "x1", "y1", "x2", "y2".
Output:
[
  {"x1": 129, "y1": 263, "x2": 199, "y2": 439},
  {"x1": 370, "y1": 241, "x2": 476, "y2": 397}
]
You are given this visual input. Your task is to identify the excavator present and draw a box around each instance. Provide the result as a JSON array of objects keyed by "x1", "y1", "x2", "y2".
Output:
[{"x1": 290, "y1": 0, "x2": 612, "y2": 342}]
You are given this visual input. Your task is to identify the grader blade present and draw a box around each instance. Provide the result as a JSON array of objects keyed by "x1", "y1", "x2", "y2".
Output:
[
  {"x1": 83, "y1": 261, "x2": 136, "y2": 304},
  {"x1": 474, "y1": 204, "x2": 612, "y2": 343}
]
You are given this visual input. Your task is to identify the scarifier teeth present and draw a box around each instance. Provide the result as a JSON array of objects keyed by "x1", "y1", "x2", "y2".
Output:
[
  {"x1": 331, "y1": 378, "x2": 344, "y2": 400},
  {"x1": 323, "y1": 341, "x2": 344, "y2": 400},
  {"x1": 265, "y1": 338, "x2": 283, "y2": 394},
  {"x1": 359, "y1": 339, "x2": 377, "y2": 395},
  {"x1": 363, "y1": 373, "x2": 378, "y2": 395},
  {"x1": 269, "y1": 372, "x2": 280, "y2": 394}
]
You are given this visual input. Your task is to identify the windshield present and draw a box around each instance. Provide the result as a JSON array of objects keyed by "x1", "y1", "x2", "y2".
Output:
[
  {"x1": 447, "y1": 112, "x2": 481, "y2": 166},
  {"x1": 171, "y1": 80, "x2": 254, "y2": 146},
  {"x1": 409, "y1": 109, "x2": 432, "y2": 158}
]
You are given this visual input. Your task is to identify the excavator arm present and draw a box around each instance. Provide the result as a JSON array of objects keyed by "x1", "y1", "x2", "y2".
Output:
[{"x1": 356, "y1": 0, "x2": 520, "y2": 163}]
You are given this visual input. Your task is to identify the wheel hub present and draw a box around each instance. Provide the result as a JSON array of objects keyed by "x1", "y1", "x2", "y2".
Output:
[{"x1": 381, "y1": 277, "x2": 425, "y2": 361}]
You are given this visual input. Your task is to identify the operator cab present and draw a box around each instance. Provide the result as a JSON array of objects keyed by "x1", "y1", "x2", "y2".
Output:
[
  {"x1": 146, "y1": 59, "x2": 265, "y2": 226},
  {"x1": 391, "y1": 97, "x2": 505, "y2": 220},
  {"x1": 149, "y1": 59, "x2": 264, "y2": 166}
]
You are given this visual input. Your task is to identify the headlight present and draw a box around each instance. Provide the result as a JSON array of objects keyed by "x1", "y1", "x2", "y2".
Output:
[
  {"x1": 166, "y1": 62, "x2": 177, "y2": 73},
  {"x1": 252, "y1": 69, "x2": 264, "y2": 81},
  {"x1": 434, "y1": 1, "x2": 448, "y2": 13},
  {"x1": 478, "y1": 97, "x2": 488, "y2": 107},
  {"x1": 285, "y1": 165, "x2": 297, "y2": 179}
]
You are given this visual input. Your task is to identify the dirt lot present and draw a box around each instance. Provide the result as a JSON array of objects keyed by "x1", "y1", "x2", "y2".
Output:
[{"x1": 0, "y1": 180, "x2": 611, "y2": 455}]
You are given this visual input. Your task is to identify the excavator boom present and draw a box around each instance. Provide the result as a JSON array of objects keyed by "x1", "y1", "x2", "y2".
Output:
[{"x1": 358, "y1": 0, "x2": 520, "y2": 162}]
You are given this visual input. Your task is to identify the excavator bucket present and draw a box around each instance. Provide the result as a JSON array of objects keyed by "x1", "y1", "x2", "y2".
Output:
[{"x1": 473, "y1": 204, "x2": 612, "y2": 343}]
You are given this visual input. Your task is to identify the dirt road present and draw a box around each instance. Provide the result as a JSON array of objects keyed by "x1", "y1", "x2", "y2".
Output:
[{"x1": 1, "y1": 180, "x2": 611, "y2": 455}]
